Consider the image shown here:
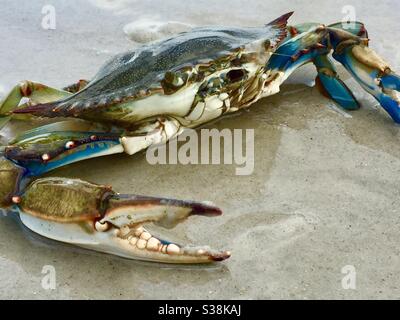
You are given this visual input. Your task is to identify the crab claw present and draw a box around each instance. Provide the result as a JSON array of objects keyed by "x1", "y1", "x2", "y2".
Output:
[
  {"x1": 16, "y1": 177, "x2": 230, "y2": 264},
  {"x1": 329, "y1": 27, "x2": 400, "y2": 123},
  {"x1": 96, "y1": 193, "x2": 230, "y2": 263},
  {"x1": 378, "y1": 72, "x2": 400, "y2": 122}
]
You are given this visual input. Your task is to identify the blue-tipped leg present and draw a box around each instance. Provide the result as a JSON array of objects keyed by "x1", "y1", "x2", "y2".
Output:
[
  {"x1": 4, "y1": 122, "x2": 124, "y2": 176},
  {"x1": 281, "y1": 22, "x2": 400, "y2": 123},
  {"x1": 314, "y1": 55, "x2": 360, "y2": 110},
  {"x1": 266, "y1": 24, "x2": 330, "y2": 77},
  {"x1": 267, "y1": 24, "x2": 360, "y2": 112},
  {"x1": 381, "y1": 73, "x2": 400, "y2": 91},
  {"x1": 332, "y1": 41, "x2": 400, "y2": 123},
  {"x1": 378, "y1": 93, "x2": 400, "y2": 123}
]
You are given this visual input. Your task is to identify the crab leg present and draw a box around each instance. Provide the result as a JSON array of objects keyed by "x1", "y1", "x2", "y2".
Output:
[
  {"x1": 270, "y1": 22, "x2": 400, "y2": 122},
  {"x1": 0, "y1": 81, "x2": 73, "y2": 129},
  {"x1": 4, "y1": 121, "x2": 123, "y2": 176},
  {"x1": 265, "y1": 24, "x2": 358, "y2": 110},
  {"x1": 263, "y1": 25, "x2": 332, "y2": 99},
  {"x1": 313, "y1": 54, "x2": 360, "y2": 110},
  {"x1": 2, "y1": 125, "x2": 228, "y2": 263},
  {"x1": 4, "y1": 116, "x2": 182, "y2": 176},
  {"x1": 16, "y1": 177, "x2": 230, "y2": 263},
  {"x1": 289, "y1": 22, "x2": 366, "y2": 111},
  {"x1": 330, "y1": 33, "x2": 400, "y2": 122}
]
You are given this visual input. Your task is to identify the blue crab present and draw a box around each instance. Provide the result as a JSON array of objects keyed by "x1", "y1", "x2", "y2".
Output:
[{"x1": 0, "y1": 12, "x2": 399, "y2": 263}]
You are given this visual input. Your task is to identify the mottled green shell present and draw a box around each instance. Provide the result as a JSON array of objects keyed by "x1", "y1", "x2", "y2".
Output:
[
  {"x1": 77, "y1": 25, "x2": 282, "y2": 102},
  {"x1": 18, "y1": 18, "x2": 289, "y2": 120},
  {"x1": 20, "y1": 178, "x2": 114, "y2": 222}
]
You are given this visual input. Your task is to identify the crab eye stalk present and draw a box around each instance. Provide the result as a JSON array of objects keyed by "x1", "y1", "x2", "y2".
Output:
[{"x1": 161, "y1": 71, "x2": 188, "y2": 94}]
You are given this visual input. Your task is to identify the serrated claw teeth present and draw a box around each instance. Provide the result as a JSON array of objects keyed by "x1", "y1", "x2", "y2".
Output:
[
  {"x1": 136, "y1": 239, "x2": 147, "y2": 249},
  {"x1": 116, "y1": 226, "x2": 232, "y2": 262},
  {"x1": 147, "y1": 237, "x2": 161, "y2": 251},
  {"x1": 166, "y1": 244, "x2": 181, "y2": 255},
  {"x1": 134, "y1": 227, "x2": 144, "y2": 237},
  {"x1": 95, "y1": 221, "x2": 109, "y2": 232},
  {"x1": 111, "y1": 208, "x2": 229, "y2": 262},
  {"x1": 140, "y1": 231, "x2": 152, "y2": 240},
  {"x1": 129, "y1": 237, "x2": 137, "y2": 246}
]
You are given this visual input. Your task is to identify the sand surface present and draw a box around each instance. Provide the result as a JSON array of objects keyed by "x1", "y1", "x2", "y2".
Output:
[{"x1": 0, "y1": 0, "x2": 400, "y2": 299}]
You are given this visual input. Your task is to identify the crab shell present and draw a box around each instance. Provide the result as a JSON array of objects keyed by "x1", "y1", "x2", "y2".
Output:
[{"x1": 17, "y1": 14, "x2": 291, "y2": 129}]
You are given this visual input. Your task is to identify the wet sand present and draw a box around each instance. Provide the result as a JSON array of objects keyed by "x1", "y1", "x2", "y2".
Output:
[{"x1": 0, "y1": 0, "x2": 400, "y2": 299}]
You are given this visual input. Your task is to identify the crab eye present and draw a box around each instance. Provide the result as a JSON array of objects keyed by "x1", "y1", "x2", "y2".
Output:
[
  {"x1": 226, "y1": 69, "x2": 246, "y2": 83},
  {"x1": 263, "y1": 39, "x2": 271, "y2": 51},
  {"x1": 161, "y1": 71, "x2": 188, "y2": 94}
]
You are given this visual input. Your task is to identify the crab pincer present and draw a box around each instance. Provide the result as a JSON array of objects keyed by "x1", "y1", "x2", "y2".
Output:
[{"x1": 15, "y1": 177, "x2": 230, "y2": 263}]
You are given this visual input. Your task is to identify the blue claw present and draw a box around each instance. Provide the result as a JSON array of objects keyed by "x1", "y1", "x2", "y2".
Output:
[
  {"x1": 266, "y1": 25, "x2": 329, "y2": 76},
  {"x1": 332, "y1": 43, "x2": 400, "y2": 123},
  {"x1": 377, "y1": 72, "x2": 400, "y2": 122},
  {"x1": 5, "y1": 129, "x2": 123, "y2": 176},
  {"x1": 377, "y1": 92, "x2": 400, "y2": 124},
  {"x1": 381, "y1": 73, "x2": 400, "y2": 91},
  {"x1": 314, "y1": 55, "x2": 360, "y2": 110},
  {"x1": 316, "y1": 73, "x2": 360, "y2": 110}
]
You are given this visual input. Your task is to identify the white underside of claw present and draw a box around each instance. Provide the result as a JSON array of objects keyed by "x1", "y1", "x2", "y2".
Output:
[
  {"x1": 19, "y1": 212, "x2": 224, "y2": 263},
  {"x1": 20, "y1": 211, "x2": 102, "y2": 245}
]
